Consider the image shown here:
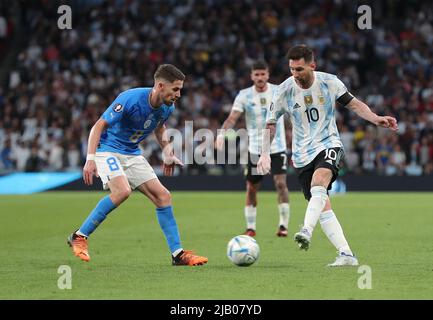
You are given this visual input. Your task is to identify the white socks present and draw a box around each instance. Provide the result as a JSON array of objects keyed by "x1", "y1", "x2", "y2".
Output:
[
  {"x1": 278, "y1": 203, "x2": 290, "y2": 228},
  {"x1": 304, "y1": 186, "x2": 328, "y2": 234},
  {"x1": 319, "y1": 210, "x2": 353, "y2": 256},
  {"x1": 245, "y1": 203, "x2": 290, "y2": 230},
  {"x1": 245, "y1": 205, "x2": 257, "y2": 230}
]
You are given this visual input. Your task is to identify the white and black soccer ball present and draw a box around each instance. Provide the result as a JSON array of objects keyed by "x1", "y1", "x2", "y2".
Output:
[{"x1": 227, "y1": 235, "x2": 260, "y2": 267}]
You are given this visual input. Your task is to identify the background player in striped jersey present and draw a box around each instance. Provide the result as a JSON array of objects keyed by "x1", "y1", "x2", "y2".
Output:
[
  {"x1": 258, "y1": 45, "x2": 397, "y2": 266},
  {"x1": 216, "y1": 60, "x2": 291, "y2": 238},
  {"x1": 67, "y1": 64, "x2": 208, "y2": 266}
]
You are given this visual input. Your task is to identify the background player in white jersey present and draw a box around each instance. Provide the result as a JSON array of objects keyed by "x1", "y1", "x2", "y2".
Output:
[
  {"x1": 215, "y1": 60, "x2": 291, "y2": 237},
  {"x1": 257, "y1": 45, "x2": 398, "y2": 266},
  {"x1": 67, "y1": 64, "x2": 207, "y2": 266}
]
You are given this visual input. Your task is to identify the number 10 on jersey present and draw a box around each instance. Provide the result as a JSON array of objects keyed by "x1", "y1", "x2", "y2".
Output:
[{"x1": 305, "y1": 107, "x2": 319, "y2": 123}]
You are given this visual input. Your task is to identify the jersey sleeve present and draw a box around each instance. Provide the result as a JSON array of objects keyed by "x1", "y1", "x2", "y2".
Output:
[
  {"x1": 101, "y1": 93, "x2": 129, "y2": 126},
  {"x1": 333, "y1": 77, "x2": 354, "y2": 106},
  {"x1": 266, "y1": 86, "x2": 287, "y2": 124},
  {"x1": 231, "y1": 92, "x2": 246, "y2": 113}
]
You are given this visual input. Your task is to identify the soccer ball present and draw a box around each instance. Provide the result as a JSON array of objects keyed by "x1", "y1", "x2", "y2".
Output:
[{"x1": 227, "y1": 235, "x2": 260, "y2": 266}]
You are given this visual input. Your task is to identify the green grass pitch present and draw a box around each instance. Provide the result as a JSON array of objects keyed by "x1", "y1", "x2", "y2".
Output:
[{"x1": 1, "y1": 191, "x2": 432, "y2": 299}]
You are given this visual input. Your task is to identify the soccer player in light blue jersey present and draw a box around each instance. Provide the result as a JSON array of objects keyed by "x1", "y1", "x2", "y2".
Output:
[
  {"x1": 215, "y1": 60, "x2": 291, "y2": 238},
  {"x1": 67, "y1": 64, "x2": 208, "y2": 266},
  {"x1": 258, "y1": 45, "x2": 398, "y2": 266}
]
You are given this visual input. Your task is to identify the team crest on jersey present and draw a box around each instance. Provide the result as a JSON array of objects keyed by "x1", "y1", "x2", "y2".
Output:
[
  {"x1": 304, "y1": 95, "x2": 313, "y2": 105},
  {"x1": 113, "y1": 104, "x2": 123, "y2": 113},
  {"x1": 260, "y1": 98, "x2": 267, "y2": 106},
  {"x1": 318, "y1": 96, "x2": 325, "y2": 105}
]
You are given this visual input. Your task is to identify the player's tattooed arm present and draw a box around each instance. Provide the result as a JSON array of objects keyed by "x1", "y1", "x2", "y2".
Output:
[{"x1": 346, "y1": 97, "x2": 398, "y2": 131}]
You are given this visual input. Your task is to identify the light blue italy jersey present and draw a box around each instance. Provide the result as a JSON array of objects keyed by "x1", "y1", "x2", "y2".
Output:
[
  {"x1": 232, "y1": 83, "x2": 286, "y2": 155},
  {"x1": 267, "y1": 71, "x2": 349, "y2": 168},
  {"x1": 97, "y1": 88, "x2": 174, "y2": 155}
]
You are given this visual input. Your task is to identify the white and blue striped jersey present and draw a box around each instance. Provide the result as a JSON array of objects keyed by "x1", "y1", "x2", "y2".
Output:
[
  {"x1": 232, "y1": 83, "x2": 286, "y2": 155},
  {"x1": 267, "y1": 71, "x2": 348, "y2": 168}
]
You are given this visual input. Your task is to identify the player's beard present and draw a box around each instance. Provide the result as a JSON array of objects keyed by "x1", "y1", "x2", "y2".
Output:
[
  {"x1": 295, "y1": 77, "x2": 309, "y2": 88},
  {"x1": 165, "y1": 97, "x2": 176, "y2": 105}
]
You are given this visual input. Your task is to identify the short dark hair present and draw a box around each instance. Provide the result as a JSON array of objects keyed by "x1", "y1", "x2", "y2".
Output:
[
  {"x1": 286, "y1": 45, "x2": 314, "y2": 63},
  {"x1": 251, "y1": 60, "x2": 268, "y2": 71},
  {"x1": 154, "y1": 64, "x2": 185, "y2": 82}
]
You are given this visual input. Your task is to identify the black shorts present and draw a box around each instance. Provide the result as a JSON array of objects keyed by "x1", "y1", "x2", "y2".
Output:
[
  {"x1": 245, "y1": 151, "x2": 288, "y2": 184},
  {"x1": 295, "y1": 147, "x2": 344, "y2": 200}
]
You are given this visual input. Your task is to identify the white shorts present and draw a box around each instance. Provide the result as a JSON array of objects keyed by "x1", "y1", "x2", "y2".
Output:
[{"x1": 95, "y1": 152, "x2": 157, "y2": 190}]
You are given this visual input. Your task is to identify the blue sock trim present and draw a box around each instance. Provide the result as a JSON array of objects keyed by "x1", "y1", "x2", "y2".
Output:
[
  {"x1": 156, "y1": 205, "x2": 182, "y2": 253},
  {"x1": 79, "y1": 195, "x2": 116, "y2": 237}
]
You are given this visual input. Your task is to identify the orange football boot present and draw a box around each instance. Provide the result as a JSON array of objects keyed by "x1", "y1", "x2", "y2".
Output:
[
  {"x1": 67, "y1": 232, "x2": 90, "y2": 262},
  {"x1": 172, "y1": 250, "x2": 208, "y2": 266}
]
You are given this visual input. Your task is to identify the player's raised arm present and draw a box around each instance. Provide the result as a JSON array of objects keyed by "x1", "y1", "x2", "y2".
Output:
[
  {"x1": 154, "y1": 123, "x2": 183, "y2": 176},
  {"x1": 346, "y1": 97, "x2": 398, "y2": 131},
  {"x1": 83, "y1": 118, "x2": 108, "y2": 185}
]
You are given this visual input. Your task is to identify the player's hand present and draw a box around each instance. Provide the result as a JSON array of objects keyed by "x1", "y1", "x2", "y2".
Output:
[
  {"x1": 215, "y1": 134, "x2": 225, "y2": 151},
  {"x1": 257, "y1": 153, "x2": 271, "y2": 175},
  {"x1": 163, "y1": 154, "x2": 184, "y2": 176},
  {"x1": 83, "y1": 160, "x2": 99, "y2": 185},
  {"x1": 376, "y1": 116, "x2": 398, "y2": 131}
]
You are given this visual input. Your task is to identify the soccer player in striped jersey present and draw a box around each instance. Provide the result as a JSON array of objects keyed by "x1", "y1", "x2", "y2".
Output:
[
  {"x1": 216, "y1": 60, "x2": 291, "y2": 238},
  {"x1": 258, "y1": 45, "x2": 398, "y2": 266},
  {"x1": 67, "y1": 64, "x2": 207, "y2": 266}
]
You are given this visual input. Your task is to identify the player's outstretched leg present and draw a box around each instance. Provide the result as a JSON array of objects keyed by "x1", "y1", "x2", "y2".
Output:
[
  {"x1": 139, "y1": 179, "x2": 208, "y2": 266},
  {"x1": 67, "y1": 195, "x2": 117, "y2": 262},
  {"x1": 294, "y1": 186, "x2": 327, "y2": 250},
  {"x1": 156, "y1": 205, "x2": 208, "y2": 266},
  {"x1": 319, "y1": 210, "x2": 358, "y2": 267}
]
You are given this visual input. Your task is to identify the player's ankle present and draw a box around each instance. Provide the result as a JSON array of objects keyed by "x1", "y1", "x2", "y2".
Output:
[{"x1": 172, "y1": 248, "x2": 183, "y2": 258}]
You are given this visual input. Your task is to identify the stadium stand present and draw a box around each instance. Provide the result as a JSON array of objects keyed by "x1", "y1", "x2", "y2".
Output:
[{"x1": 0, "y1": 0, "x2": 432, "y2": 177}]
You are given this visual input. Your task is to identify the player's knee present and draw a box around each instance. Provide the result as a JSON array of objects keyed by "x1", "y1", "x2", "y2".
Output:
[
  {"x1": 274, "y1": 179, "x2": 287, "y2": 192},
  {"x1": 311, "y1": 171, "x2": 332, "y2": 188},
  {"x1": 115, "y1": 187, "x2": 132, "y2": 202},
  {"x1": 156, "y1": 189, "x2": 171, "y2": 207},
  {"x1": 311, "y1": 178, "x2": 329, "y2": 189}
]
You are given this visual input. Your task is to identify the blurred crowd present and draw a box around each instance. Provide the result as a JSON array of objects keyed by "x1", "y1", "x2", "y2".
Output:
[
  {"x1": 0, "y1": 0, "x2": 432, "y2": 176},
  {"x1": 0, "y1": 2, "x2": 14, "y2": 63}
]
